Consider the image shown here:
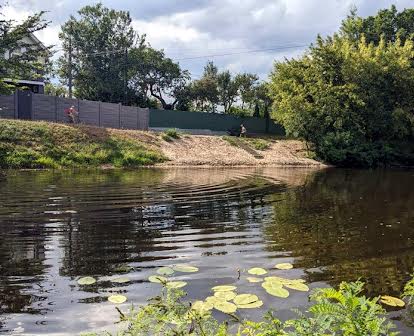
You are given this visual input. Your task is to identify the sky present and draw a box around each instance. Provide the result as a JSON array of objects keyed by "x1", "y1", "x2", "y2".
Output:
[{"x1": 3, "y1": 0, "x2": 414, "y2": 80}]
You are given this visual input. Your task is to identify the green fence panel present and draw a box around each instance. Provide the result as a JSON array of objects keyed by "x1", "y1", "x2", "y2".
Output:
[{"x1": 149, "y1": 109, "x2": 285, "y2": 135}]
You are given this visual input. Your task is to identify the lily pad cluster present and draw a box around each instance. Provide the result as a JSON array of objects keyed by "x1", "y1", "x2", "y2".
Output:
[
  {"x1": 193, "y1": 285, "x2": 263, "y2": 314},
  {"x1": 149, "y1": 264, "x2": 200, "y2": 288},
  {"x1": 77, "y1": 275, "x2": 130, "y2": 304},
  {"x1": 246, "y1": 264, "x2": 309, "y2": 299}
]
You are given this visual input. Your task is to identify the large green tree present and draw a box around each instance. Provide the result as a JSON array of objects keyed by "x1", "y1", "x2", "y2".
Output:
[
  {"x1": 0, "y1": 8, "x2": 50, "y2": 94},
  {"x1": 58, "y1": 4, "x2": 143, "y2": 104},
  {"x1": 269, "y1": 34, "x2": 414, "y2": 167},
  {"x1": 340, "y1": 5, "x2": 414, "y2": 45},
  {"x1": 128, "y1": 47, "x2": 190, "y2": 110}
]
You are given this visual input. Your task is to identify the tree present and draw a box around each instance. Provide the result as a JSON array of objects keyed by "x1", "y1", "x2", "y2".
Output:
[
  {"x1": 58, "y1": 4, "x2": 143, "y2": 104},
  {"x1": 44, "y1": 83, "x2": 68, "y2": 97},
  {"x1": 235, "y1": 73, "x2": 258, "y2": 109},
  {"x1": 0, "y1": 8, "x2": 50, "y2": 94},
  {"x1": 340, "y1": 5, "x2": 414, "y2": 45},
  {"x1": 269, "y1": 34, "x2": 414, "y2": 167},
  {"x1": 217, "y1": 70, "x2": 239, "y2": 113},
  {"x1": 188, "y1": 62, "x2": 219, "y2": 112},
  {"x1": 129, "y1": 47, "x2": 190, "y2": 110}
]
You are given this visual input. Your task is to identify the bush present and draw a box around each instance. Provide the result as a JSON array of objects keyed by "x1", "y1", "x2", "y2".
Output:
[
  {"x1": 268, "y1": 35, "x2": 414, "y2": 167},
  {"x1": 165, "y1": 128, "x2": 181, "y2": 139},
  {"x1": 86, "y1": 278, "x2": 404, "y2": 336}
]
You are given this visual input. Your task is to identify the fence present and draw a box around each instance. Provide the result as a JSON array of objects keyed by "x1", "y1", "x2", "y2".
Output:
[
  {"x1": 149, "y1": 109, "x2": 285, "y2": 135},
  {"x1": 0, "y1": 92, "x2": 149, "y2": 131}
]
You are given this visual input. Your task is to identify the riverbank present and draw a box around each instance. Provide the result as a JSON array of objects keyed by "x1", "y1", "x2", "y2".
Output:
[{"x1": 0, "y1": 120, "x2": 323, "y2": 169}]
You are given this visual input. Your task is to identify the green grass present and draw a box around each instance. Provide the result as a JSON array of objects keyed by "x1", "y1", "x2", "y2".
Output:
[
  {"x1": 161, "y1": 128, "x2": 181, "y2": 142},
  {"x1": 0, "y1": 120, "x2": 166, "y2": 169}
]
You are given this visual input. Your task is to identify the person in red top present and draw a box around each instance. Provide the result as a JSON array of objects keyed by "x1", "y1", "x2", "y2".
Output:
[{"x1": 65, "y1": 105, "x2": 79, "y2": 124}]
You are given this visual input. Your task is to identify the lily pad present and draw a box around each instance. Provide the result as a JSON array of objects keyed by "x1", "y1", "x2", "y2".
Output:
[
  {"x1": 77, "y1": 277, "x2": 96, "y2": 285},
  {"x1": 284, "y1": 282, "x2": 309, "y2": 292},
  {"x1": 380, "y1": 295, "x2": 405, "y2": 307},
  {"x1": 108, "y1": 294, "x2": 127, "y2": 304},
  {"x1": 213, "y1": 301, "x2": 237, "y2": 314},
  {"x1": 166, "y1": 281, "x2": 187, "y2": 289},
  {"x1": 248, "y1": 268, "x2": 267, "y2": 276},
  {"x1": 214, "y1": 291, "x2": 236, "y2": 301},
  {"x1": 192, "y1": 300, "x2": 213, "y2": 312},
  {"x1": 111, "y1": 277, "x2": 130, "y2": 284},
  {"x1": 212, "y1": 285, "x2": 237, "y2": 292},
  {"x1": 233, "y1": 294, "x2": 259, "y2": 305},
  {"x1": 206, "y1": 296, "x2": 223, "y2": 305},
  {"x1": 262, "y1": 282, "x2": 289, "y2": 298},
  {"x1": 173, "y1": 264, "x2": 199, "y2": 273},
  {"x1": 157, "y1": 267, "x2": 174, "y2": 275},
  {"x1": 149, "y1": 275, "x2": 167, "y2": 283},
  {"x1": 237, "y1": 300, "x2": 264, "y2": 309},
  {"x1": 275, "y1": 263, "x2": 293, "y2": 270},
  {"x1": 247, "y1": 277, "x2": 263, "y2": 283}
]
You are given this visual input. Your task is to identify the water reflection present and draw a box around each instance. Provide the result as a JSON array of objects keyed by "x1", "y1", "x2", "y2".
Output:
[{"x1": 0, "y1": 168, "x2": 413, "y2": 334}]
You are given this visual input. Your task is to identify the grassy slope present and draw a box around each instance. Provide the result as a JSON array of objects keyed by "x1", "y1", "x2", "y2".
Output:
[{"x1": 0, "y1": 120, "x2": 165, "y2": 169}]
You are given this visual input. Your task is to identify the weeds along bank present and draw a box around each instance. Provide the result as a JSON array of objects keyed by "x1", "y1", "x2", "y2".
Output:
[
  {"x1": 83, "y1": 272, "x2": 414, "y2": 336},
  {"x1": 0, "y1": 120, "x2": 165, "y2": 169}
]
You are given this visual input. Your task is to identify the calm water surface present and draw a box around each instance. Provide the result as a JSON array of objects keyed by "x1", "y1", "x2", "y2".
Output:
[{"x1": 0, "y1": 168, "x2": 413, "y2": 335}]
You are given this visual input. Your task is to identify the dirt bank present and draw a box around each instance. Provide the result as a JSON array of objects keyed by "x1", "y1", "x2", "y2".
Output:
[{"x1": 157, "y1": 135, "x2": 324, "y2": 167}]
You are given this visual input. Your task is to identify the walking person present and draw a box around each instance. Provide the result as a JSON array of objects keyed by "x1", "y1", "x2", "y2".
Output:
[{"x1": 240, "y1": 123, "x2": 247, "y2": 137}]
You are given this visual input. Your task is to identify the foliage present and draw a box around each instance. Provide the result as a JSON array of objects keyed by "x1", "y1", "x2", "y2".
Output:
[
  {"x1": 44, "y1": 83, "x2": 68, "y2": 97},
  {"x1": 269, "y1": 34, "x2": 414, "y2": 167},
  {"x1": 161, "y1": 128, "x2": 181, "y2": 142},
  {"x1": 340, "y1": 5, "x2": 414, "y2": 45},
  {"x1": 58, "y1": 4, "x2": 144, "y2": 104},
  {"x1": 128, "y1": 47, "x2": 190, "y2": 110},
  {"x1": 223, "y1": 136, "x2": 270, "y2": 151},
  {"x1": 0, "y1": 120, "x2": 165, "y2": 169},
  {"x1": 0, "y1": 7, "x2": 51, "y2": 94},
  {"x1": 88, "y1": 279, "x2": 403, "y2": 336}
]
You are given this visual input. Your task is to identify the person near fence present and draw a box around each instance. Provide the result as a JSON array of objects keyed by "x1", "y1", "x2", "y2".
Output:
[
  {"x1": 65, "y1": 105, "x2": 79, "y2": 124},
  {"x1": 240, "y1": 123, "x2": 247, "y2": 137}
]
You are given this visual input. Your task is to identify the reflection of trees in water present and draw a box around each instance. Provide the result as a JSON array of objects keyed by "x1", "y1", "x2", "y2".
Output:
[
  {"x1": 263, "y1": 169, "x2": 414, "y2": 296},
  {"x1": 59, "y1": 175, "x2": 284, "y2": 275}
]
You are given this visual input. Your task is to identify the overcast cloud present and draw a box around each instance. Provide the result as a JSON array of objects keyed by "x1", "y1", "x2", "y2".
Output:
[{"x1": 3, "y1": 0, "x2": 414, "y2": 79}]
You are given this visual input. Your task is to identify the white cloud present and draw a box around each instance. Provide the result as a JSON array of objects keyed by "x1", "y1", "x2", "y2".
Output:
[{"x1": 3, "y1": 0, "x2": 413, "y2": 79}]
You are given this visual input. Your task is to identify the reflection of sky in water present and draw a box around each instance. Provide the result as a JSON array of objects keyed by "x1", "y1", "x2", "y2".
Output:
[{"x1": 0, "y1": 168, "x2": 413, "y2": 335}]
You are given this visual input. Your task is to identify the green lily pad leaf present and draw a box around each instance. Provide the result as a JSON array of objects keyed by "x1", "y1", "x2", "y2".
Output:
[
  {"x1": 157, "y1": 267, "x2": 174, "y2": 275},
  {"x1": 173, "y1": 264, "x2": 199, "y2": 273},
  {"x1": 264, "y1": 277, "x2": 284, "y2": 285},
  {"x1": 213, "y1": 301, "x2": 237, "y2": 314},
  {"x1": 206, "y1": 296, "x2": 223, "y2": 305},
  {"x1": 214, "y1": 291, "x2": 236, "y2": 301},
  {"x1": 149, "y1": 275, "x2": 167, "y2": 283},
  {"x1": 275, "y1": 263, "x2": 293, "y2": 270},
  {"x1": 247, "y1": 277, "x2": 263, "y2": 283},
  {"x1": 192, "y1": 300, "x2": 213, "y2": 312},
  {"x1": 212, "y1": 285, "x2": 237, "y2": 292},
  {"x1": 284, "y1": 282, "x2": 309, "y2": 292},
  {"x1": 380, "y1": 295, "x2": 405, "y2": 307},
  {"x1": 166, "y1": 281, "x2": 187, "y2": 289},
  {"x1": 108, "y1": 294, "x2": 127, "y2": 304},
  {"x1": 248, "y1": 268, "x2": 267, "y2": 275},
  {"x1": 77, "y1": 277, "x2": 96, "y2": 285},
  {"x1": 111, "y1": 277, "x2": 130, "y2": 284},
  {"x1": 237, "y1": 300, "x2": 264, "y2": 309},
  {"x1": 263, "y1": 283, "x2": 289, "y2": 298},
  {"x1": 234, "y1": 294, "x2": 259, "y2": 305}
]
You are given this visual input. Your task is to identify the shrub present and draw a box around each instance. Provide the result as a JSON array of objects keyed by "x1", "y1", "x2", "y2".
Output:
[
  {"x1": 165, "y1": 128, "x2": 181, "y2": 139},
  {"x1": 268, "y1": 35, "x2": 414, "y2": 167}
]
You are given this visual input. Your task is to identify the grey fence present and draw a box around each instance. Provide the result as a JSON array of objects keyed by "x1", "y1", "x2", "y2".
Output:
[{"x1": 0, "y1": 92, "x2": 149, "y2": 131}]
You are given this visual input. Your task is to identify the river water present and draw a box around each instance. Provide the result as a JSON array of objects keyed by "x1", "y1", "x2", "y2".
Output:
[{"x1": 0, "y1": 168, "x2": 413, "y2": 335}]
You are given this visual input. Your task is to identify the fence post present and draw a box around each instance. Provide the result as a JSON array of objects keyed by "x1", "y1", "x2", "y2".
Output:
[
  {"x1": 54, "y1": 96, "x2": 58, "y2": 122},
  {"x1": 119, "y1": 103, "x2": 121, "y2": 129},
  {"x1": 14, "y1": 90, "x2": 18, "y2": 119},
  {"x1": 98, "y1": 101, "x2": 101, "y2": 127}
]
